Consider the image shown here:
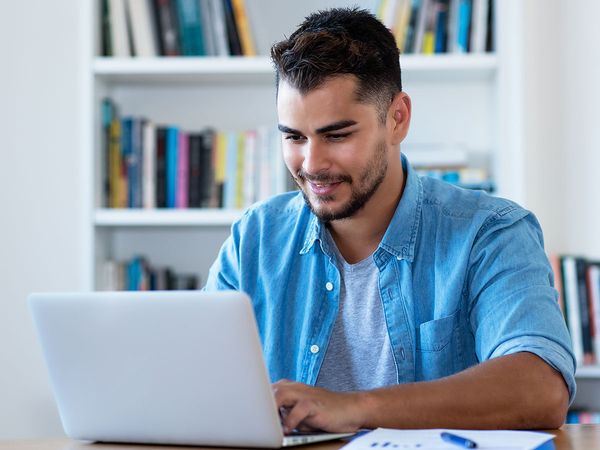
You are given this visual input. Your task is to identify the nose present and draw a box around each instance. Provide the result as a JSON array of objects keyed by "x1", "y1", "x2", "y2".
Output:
[{"x1": 302, "y1": 140, "x2": 332, "y2": 176}]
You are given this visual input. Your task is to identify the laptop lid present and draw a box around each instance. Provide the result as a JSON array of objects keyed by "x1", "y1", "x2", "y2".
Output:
[{"x1": 29, "y1": 290, "x2": 291, "y2": 447}]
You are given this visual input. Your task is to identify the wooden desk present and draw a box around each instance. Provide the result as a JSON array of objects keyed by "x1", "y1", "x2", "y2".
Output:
[{"x1": 3, "y1": 425, "x2": 600, "y2": 450}]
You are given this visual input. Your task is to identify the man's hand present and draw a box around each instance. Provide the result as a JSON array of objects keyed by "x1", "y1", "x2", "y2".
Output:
[{"x1": 272, "y1": 380, "x2": 365, "y2": 434}]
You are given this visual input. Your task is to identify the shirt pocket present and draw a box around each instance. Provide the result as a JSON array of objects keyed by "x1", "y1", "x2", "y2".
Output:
[{"x1": 416, "y1": 309, "x2": 460, "y2": 380}]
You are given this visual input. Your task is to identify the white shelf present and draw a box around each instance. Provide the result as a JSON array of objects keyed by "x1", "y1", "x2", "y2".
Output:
[
  {"x1": 93, "y1": 54, "x2": 498, "y2": 84},
  {"x1": 576, "y1": 366, "x2": 600, "y2": 379},
  {"x1": 94, "y1": 209, "x2": 243, "y2": 227}
]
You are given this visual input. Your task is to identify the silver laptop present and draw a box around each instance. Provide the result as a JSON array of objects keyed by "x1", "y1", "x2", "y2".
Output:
[{"x1": 28, "y1": 291, "x2": 353, "y2": 447}]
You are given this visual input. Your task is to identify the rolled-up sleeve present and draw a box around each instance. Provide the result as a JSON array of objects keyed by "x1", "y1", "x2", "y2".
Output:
[{"x1": 467, "y1": 210, "x2": 577, "y2": 404}]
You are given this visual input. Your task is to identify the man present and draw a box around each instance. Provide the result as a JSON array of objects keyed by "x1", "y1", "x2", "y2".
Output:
[{"x1": 204, "y1": 7, "x2": 575, "y2": 432}]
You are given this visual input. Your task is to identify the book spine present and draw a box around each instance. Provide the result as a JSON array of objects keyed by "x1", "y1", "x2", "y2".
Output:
[
  {"x1": 434, "y1": 0, "x2": 449, "y2": 53},
  {"x1": 563, "y1": 256, "x2": 584, "y2": 366},
  {"x1": 208, "y1": 0, "x2": 230, "y2": 55},
  {"x1": 133, "y1": 118, "x2": 144, "y2": 208},
  {"x1": 127, "y1": 0, "x2": 158, "y2": 56},
  {"x1": 234, "y1": 132, "x2": 245, "y2": 208},
  {"x1": 457, "y1": 0, "x2": 472, "y2": 53},
  {"x1": 176, "y1": 132, "x2": 189, "y2": 208},
  {"x1": 413, "y1": 0, "x2": 430, "y2": 53},
  {"x1": 108, "y1": 0, "x2": 131, "y2": 56},
  {"x1": 142, "y1": 120, "x2": 156, "y2": 209},
  {"x1": 166, "y1": 127, "x2": 179, "y2": 208},
  {"x1": 101, "y1": 0, "x2": 113, "y2": 56},
  {"x1": 470, "y1": 0, "x2": 489, "y2": 53},
  {"x1": 223, "y1": 0, "x2": 242, "y2": 56},
  {"x1": 394, "y1": 0, "x2": 412, "y2": 53},
  {"x1": 154, "y1": 0, "x2": 180, "y2": 55},
  {"x1": 576, "y1": 257, "x2": 594, "y2": 364},
  {"x1": 155, "y1": 127, "x2": 167, "y2": 208},
  {"x1": 121, "y1": 117, "x2": 134, "y2": 207},
  {"x1": 231, "y1": 0, "x2": 256, "y2": 56},
  {"x1": 176, "y1": 0, "x2": 205, "y2": 56},
  {"x1": 199, "y1": 0, "x2": 217, "y2": 56},
  {"x1": 200, "y1": 129, "x2": 216, "y2": 207},
  {"x1": 589, "y1": 264, "x2": 600, "y2": 364},
  {"x1": 187, "y1": 134, "x2": 203, "y2": 208},
  {"x1": 101, "y1": 99, "x2": 114, "y2": 207}
]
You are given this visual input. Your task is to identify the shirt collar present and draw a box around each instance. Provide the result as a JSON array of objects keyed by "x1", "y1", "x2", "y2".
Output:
[{"x1": 299, "y1": 154, "x2": 422, "y2": 262}]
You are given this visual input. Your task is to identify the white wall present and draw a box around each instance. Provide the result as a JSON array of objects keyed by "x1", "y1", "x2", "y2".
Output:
[
  {"x1": 0, "y1": 0, "x2": 84, "y2": 439},
  {"x1": 561, "y1": 0, "x2": 600, "y2": 257}
]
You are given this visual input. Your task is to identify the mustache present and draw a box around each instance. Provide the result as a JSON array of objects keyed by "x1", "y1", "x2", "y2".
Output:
[{"x1": 295, "y1": 170, "x2": 352, "y2": 184}]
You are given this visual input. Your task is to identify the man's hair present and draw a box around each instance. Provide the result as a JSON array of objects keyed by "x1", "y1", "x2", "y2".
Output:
[{"x1": 270, "y1": 7, "x2": 402, "y2": 123}]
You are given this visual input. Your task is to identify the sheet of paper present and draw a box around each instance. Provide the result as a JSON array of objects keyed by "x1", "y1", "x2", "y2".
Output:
[{"x1": 342, "y1": 428, "x2": 554, "y2": 450}]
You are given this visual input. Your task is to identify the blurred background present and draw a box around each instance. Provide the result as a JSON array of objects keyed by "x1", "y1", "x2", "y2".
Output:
[{"x1": 1, "y1": 0, "x2": 599, "y2": 439}]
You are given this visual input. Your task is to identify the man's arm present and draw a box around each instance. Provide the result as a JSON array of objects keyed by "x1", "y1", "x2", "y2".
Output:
[{"x1": 274, "y1": 352, "x2": 569, "y2": 433}]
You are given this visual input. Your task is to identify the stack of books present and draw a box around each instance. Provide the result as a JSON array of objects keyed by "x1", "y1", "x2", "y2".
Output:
[
  {"x1": 376, "y1": 0, "x2": 494, "y2": 54},
  {"x1": 101, "y1": 256, "x2": 199, "y2": 291},
  {"x1": 101, "y1": 98, "x2": 289, "y2": 210},
  {"x1": 549, "y1": 254, "x2": 600, "y2": 367},
  {"x1": 403, "y1": 144, "x2": 494, "y2": 192},
  {"x1": 102, "y1": 0, "x2": 255, "y2": 57}
]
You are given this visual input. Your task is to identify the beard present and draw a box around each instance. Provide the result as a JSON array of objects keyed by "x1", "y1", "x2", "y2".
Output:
[{"x1": 293, "y1": 140, "x2": 388, "y2": 222}]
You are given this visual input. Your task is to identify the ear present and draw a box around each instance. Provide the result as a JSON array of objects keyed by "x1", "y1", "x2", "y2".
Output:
[{"x1": 388, "y1": 92, "x2": 411, "y2": 145}]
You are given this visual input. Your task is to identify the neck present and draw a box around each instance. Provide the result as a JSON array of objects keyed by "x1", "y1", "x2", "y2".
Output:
[{"x1": 328, "y1": 160, "x2": 406, "y2": 264}]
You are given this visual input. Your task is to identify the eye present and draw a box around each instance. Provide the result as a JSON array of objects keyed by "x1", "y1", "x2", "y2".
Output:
[
  {"x1": 326, "y1": 132, "x2": 352, "y2": 142},
  {"x1": 284, "y1": 134, "x2": 306, "y2": 143}
]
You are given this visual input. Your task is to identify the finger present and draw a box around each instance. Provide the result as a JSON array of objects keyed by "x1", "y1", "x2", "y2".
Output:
[
  {"x1": 273, "y1": 382, "x2": 304, "y2": 408},
  {"x1": 282, "y1": 399, "x2": 315, "y2": 434}
]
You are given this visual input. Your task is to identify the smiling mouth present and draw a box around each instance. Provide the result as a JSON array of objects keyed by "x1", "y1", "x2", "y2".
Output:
[{"x1": 308, "y1": 181, "x2": 342, "y2": 196}]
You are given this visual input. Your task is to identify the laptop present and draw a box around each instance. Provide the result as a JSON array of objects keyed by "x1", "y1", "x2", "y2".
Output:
[{"x1": 28, "y1": 290, "x2": 354, "y2": 447}]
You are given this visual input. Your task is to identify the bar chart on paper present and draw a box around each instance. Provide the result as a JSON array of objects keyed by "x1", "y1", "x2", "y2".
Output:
[{"x1": 340, "y1": 428, "x2": 555, "y2": 450}]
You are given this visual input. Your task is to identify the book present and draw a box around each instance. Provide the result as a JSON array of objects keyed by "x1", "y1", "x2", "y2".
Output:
[
  {"x1": 108, "y1": 0, "x2": 131, "y2": 56},
  {"x1": 393, "y1": 0, "x2": 412, "y2": 53},
  {"x1": 101, "y1": 0, "x2": 113, "y2": 56},
  {"x1": 470, "y1": 0, "x2": 489, "y2": 53},
  {"x1": 101, "y1": 99, "x2": 115, "y2": 207},
  {"x1": 456, "y1": 0, "x2": 472, "y2": 53},
  {"x1": 587, "y1": 263, "x2": 600, "y2": 363},
  {"x1": 175, "y1": 0, "x2": 206, "y2": 56},
  {"x1": 549, "y1": 253, "x2": 565, "y2": 317},
  {"x1": 176, "y1": 132, "x2": 189, "y2": 208},
  {"x1": 155, "y1": 127, "x2": 167, "y2": 208},
  {"x1": 142, "y1": 120, "x2": 156, "y2": 209},
  {"x1": 127, "y1": 0, "x2": 158, "y2": 56},
  {"x1": 199, "y1": 0, "x2": 217, "y2": 56},
  {"x1": 152, "y1": 0, "x2": 180, "y2": 55},
  {"x1": 188, "y1": 133, "x2": 203, "y2": 208},
  {"x1": 166, "y1": 126, "x2": 179, "y2": 208},
  {"x1": 212, "y1": 131, "x2": 228, "y2": 207},
  {"x1": 198, "y1": 129, "x2": 216, "y2": 207},
  {"x1": 434, "y1": 0, "x2": 450, "y2": 53},
  {"x1": 562, "y1": 256, "x2": 584, "y2": 366},
  {"x1": 208, "y1": 0, "x2": 230, "y2": 56},
  {"x1": 413, "y1": 0, "x2": 431, "y2": 53},
  {"x1": 223, "y1": 0, "x2": 242, "y2": 56},
  {"x1": 576, "y1": 257, "x2": 594, "y2": 364},
  {"x1": 231, "y1": 0, "x2": 256, "y2": 56}
]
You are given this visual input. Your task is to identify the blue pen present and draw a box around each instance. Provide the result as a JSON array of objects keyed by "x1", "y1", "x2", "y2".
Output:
[{"x1": 440, "y1": 432, "x2": 478, "y2": 449}]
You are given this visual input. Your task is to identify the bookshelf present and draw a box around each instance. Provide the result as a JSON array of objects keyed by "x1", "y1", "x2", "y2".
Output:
[{"x1": 81, "y1": 0, "x2": 600, "y2": 417}]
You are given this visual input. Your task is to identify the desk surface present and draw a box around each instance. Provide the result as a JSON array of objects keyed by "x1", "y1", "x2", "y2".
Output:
[{"x1": 2, "y1": 425, "x2": 600, "y2": 450}]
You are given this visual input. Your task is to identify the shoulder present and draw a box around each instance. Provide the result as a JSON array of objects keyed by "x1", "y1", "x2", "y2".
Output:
[{"x1": 420, "y1": 176, "x2": 532, "y2": 228}]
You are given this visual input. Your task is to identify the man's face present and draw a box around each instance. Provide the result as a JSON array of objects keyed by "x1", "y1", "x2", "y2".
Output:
[{"x1": 277, "y1": 76, "x2": 392, "y2": 222}]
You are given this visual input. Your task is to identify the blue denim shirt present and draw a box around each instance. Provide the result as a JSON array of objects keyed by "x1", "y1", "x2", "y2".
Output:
[{"x1": 204, "y1": 156, "x2": 576, "y2": 402}]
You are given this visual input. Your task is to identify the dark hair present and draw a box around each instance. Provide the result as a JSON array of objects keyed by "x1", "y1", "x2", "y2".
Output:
[{"x1": 270, "y1": 7, "x2": 402, "y2": 123}]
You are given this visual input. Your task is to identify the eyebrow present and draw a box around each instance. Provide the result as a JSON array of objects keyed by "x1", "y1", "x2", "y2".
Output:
[{"x1": 277, "y1": 120, "x2": 358, "y2": 135}]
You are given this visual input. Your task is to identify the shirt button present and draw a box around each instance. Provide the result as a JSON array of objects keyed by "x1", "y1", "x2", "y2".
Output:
[
  {"x1": 325, "y1": 282, "x2": 334, "y2": 291},
  {"x1": 310, "y1": 345, "x2": 320, "y2": 354}
]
